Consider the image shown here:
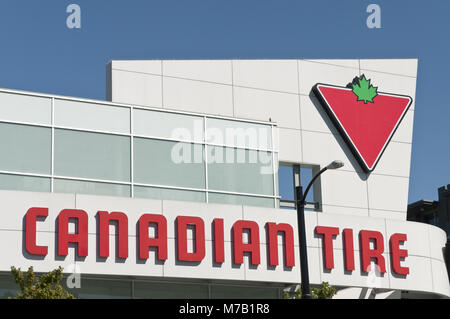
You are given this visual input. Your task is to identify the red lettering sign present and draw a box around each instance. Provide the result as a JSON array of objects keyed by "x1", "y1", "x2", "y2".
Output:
[
  {"x1": 315, "y1": 226, "x2": 340, "y2": 270},
  {"x1": 390, "y1": 233, "x2": 409, "y2": 275},
  {"x1": 360, "y1": 230, "x2": 386, "y2": 273},
  {"x1": 58, "y1": 209, "x2": 88, "y2": 257},
  {"x1": 233, "y1": 220, "x2": 260, "y2": 265},
  {"x1": 23, "y1": 207, "x2": 410, "y2": 277},
  {"x1": 98, "y1": 211, "x2": 128, "y2": 259},
  {"x1": 138, "y1": 214, "x2": 167, "y2": 261},
  {"x1": 343, "y1": 228, "x2": 355, "y2": 271},
  {"x1": 176, "y1": 216, "x2": 205, "y2": 262},
  {"x1": 25, "y1": 207, "x2": 48, "y2": 256},
  {"x1": 213, "y1": 218, "x2": 225, "y2": 263},
  {"x1": 267, "y1": 222, "x2": 295, "y2": 267}
]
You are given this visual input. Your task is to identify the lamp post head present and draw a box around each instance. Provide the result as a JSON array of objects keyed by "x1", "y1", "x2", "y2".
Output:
[{"x1": 326, "y1": 160, "x2": 344, "y2": 170}]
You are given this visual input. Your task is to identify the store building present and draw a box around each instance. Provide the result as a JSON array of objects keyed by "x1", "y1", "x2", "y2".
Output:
[
  {"x1": 0, "y1": 59, "x2": 448, "y2": 299},
  {"x1": 408, "y1": 185, "x2": 450, "y2": 281}
]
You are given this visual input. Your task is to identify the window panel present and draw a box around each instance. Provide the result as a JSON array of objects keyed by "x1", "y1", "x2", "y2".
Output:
[
  {"x1": 0, "y1": 123, "x2": 51, "y2": 174},
  {"x1": 207, "y1": 147, "x2": 274, "y2": 195},
  {"x1": 206, "y1": 118, "x2": 272, "y2": 149},
  {"x1": 54, "y1": 99, "x2": 130, "y2": 134},
  {"x1": 134, "y1": 138, "x2": 205, "y2": 189},
  {"x1": 133, "y1": 109, "x2": 203, "y2": 142},
  {"x1": 279, "y1": 165, "x2": 294, "y2": 201},
  {"x1": 278, "y1": 165, "x2": 320, "y2": 211},
  {"x1": 0, "y1": 174, "x2": 50, "y2": 193},
  {"x1": 210, "y1": 285, "x2": 280, "y2": 299},
  {"x1": 134, "y1": 281, "x2": 209, "y2": 299},
  {"x1": 208, "y1": 193, "x2": 274, "y2": 208},
  {"x1": 0, "y1": 274, "x2": 19, "y2": 299},
  {"x1": 54, "y1": 129, "x2": 130, "y2": 182},
  {"x1": 301, "y1": 167, "x2": 314, "y2": 203},
  {"x1": 53, "y1": 179, "x2": 130, "y2": 197},
  {"x1": 64, "y1": 278, "x2": 132, "y2": 299},
  {"x1": 0, "y1": 92, "x2": 51, "y2": 125},
  {"x1": 134, "y1": 186, "x2": 205, "y2": 203},
  {"x1": 274, "y1": 153, "x2": 279, "y2": 197}
]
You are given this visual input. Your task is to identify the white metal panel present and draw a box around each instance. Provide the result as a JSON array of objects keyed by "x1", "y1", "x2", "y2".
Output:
[
  {"x1": 163, "y1": 60, "x2": 232, "y2": 84},
  {"x1": 319, "y1": 169, "x2": 369, "y2": 209},
  {"x1": 111, "y1": 70, "x2": 162, "y2": 107},
  {"x1": 233, "y1": 86, "x2": 300, "y2": 129},
  {"x1": 298, "y1": 60, "x2": 360, "y2": 95},
  {"x1": 111, "y1": 60, "x2": 162, "y2": 75},
  {"x1": 368, "y1": 174, "x2": 409, "y2": 213},
  {"x1": 163, "y1": 76, "x2": 233, "y2": 116},
  {"x1": 374, "y1": 141, "x2": 412, "y2": 178},
  {"x1": 391, "y1": 109, "x2": 415, "y2": 144},
  {"x1": 232, "y1": 59, "x2": 299, "y2": 94},
  {"x1": 0, "y1": 190, "x2": 75, "y2": 232},
  {"x1": 277, "y1": 128, "x2": 302, "y2": 163},
  {"x1": 359, "y1": 59, "x2": 418, "y2": 78}
]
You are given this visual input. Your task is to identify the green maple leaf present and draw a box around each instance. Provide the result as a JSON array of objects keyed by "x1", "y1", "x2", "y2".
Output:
[{"x1": 351, "y1": 75, "x2": 378, "y2": 103}]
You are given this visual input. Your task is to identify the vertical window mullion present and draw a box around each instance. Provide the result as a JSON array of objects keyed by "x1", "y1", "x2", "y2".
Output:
[
  {"x1": 130, "y1": 106, "x2": 134, "y2": 198},
  {"x1": 271, "y1": 124, "x2": 277, "y2": 208},
  {"x1": 51, "y1": 97, "x2": 55, "y2": 193},
  {"x1": 204, "y1": 116, "x2": 208, "y2": 203}
]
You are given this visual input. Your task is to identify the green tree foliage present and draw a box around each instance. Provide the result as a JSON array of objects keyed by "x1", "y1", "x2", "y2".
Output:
[
  {"x1": 284, "y1": 282, "x2": 337, "y2": 299},
  {"x1": 10, "y1": 266, "x2": 75, "y2": 299}
]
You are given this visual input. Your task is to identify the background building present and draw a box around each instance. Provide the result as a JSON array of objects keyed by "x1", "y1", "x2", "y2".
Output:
[{"x1": 408, "y1": 184, "x2": 450, "y2": 281}]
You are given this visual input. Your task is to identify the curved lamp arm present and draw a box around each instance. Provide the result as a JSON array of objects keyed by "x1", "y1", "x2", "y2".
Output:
[
  {"x1": 300, "y1": 167, "x2": 327, "y2": 205},
  {"x1": 298, "y1": 160, "x2": 344, "y2": 206}
]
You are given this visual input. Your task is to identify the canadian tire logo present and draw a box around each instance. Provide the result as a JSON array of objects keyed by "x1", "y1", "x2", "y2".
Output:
[{"x1": 313, "y1": 75, "x2": 412, "y2": 173}]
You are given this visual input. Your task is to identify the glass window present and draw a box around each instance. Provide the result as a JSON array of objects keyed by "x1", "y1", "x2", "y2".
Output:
[
  {"x1": 0, "y1": 92, "x2": 51, "y2": 125},
  {"x1": 134, "y1": 186, "x2": 205, "y2": 203},
  {"x1": 279, "y1": 165, "x2": 294, "y2": 201},
  {"x1": 133, "y1": 109, "x2": 203, "y2": 143},
  {"x1": 54, "y1": 129, "x2": 130, "y2": 182},
  {"x1": 210, "y1": 284, "x2": 280, "y2": 299},
  {"x1": 54, "y1": 99, "x2": 130, "y2": 134},
  {"x1": 301, "y1": 167, "x2": 314, "y2": 203},
  {"x1": 206, "y1": 118, "x2": 272, "y2": 150},
  {"x1": 0, "y1": 174, "x2": 50, "y2": 193},
  {"x1": 134, "y1": 281, "x2": 209, "y2": 299},
  {"x1": 64, "y1": 278, "x2": 132, "y2": 299},
  {"x1": 0, "y1": 123, "x2": 51, "y2": 174},
  {"x1": 54, "y1": 179, "x2": 130, "y2": 197},
  {"x1": 134, "y1": 138, "x2": 205, "y2": 189},
  {"x1": 0, "y1": 274, "x2": 20, "y2": 299},
  {"x1": 278, "y1": 164, "x2": 319, "y2": 210},
  {"x1": 208, "y1": 193, "x2": 274, "y2": 208},
  {"x1": 207, "y1": 147, "x2": 274, "y2": 196}
]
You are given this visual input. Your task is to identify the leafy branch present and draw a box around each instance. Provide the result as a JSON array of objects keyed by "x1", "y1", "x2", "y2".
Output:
[{"x1": 10, "y1": 266, "x2": 75, "y2": 299}]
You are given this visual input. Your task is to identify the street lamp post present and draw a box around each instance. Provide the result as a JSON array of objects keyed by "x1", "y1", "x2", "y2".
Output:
[{"x1": 296, "y1": 160, "x2": 344, "y2": 299}]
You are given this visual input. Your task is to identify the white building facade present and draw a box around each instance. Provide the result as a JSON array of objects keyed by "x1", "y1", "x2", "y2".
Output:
[{"x1": 0, "y1": 59, "x2": 447, "y2": 299}]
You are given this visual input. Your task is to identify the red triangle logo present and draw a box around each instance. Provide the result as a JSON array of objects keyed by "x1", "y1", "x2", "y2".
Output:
[{"x1": 313, "y1": 78, "x2": 412, "y2": 172}]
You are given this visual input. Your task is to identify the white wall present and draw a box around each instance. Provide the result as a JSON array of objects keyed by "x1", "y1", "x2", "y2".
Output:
[{"x1": 108, "y1": 59, "x2": 417, "y2": 220}]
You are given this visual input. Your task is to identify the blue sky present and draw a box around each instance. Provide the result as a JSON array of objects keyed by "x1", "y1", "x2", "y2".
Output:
[{"x1": 0, "y1": 0, "x2": 447, "y2": 203}]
